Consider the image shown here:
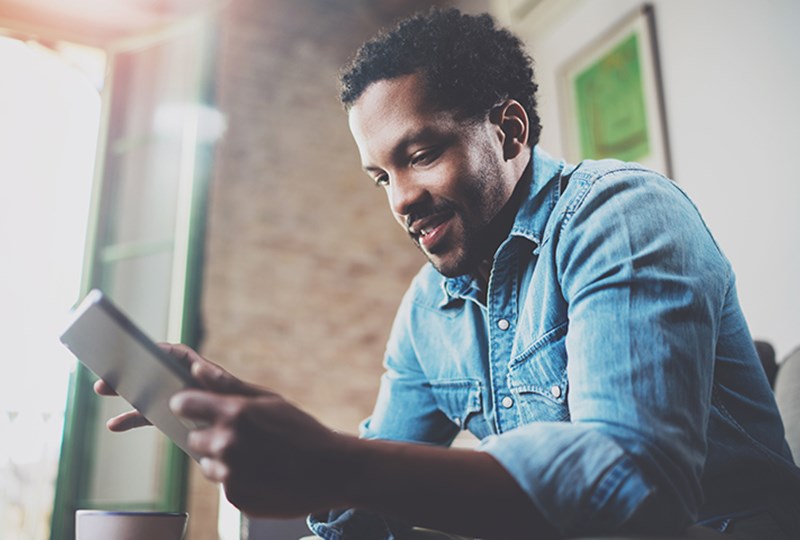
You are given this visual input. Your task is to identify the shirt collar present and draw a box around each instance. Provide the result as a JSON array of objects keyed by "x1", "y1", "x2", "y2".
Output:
[
  {"x1": 440, "y1": 146, "x2": 567, "y2": 306},
  {"x1": 509, "y1": 146, "x2": 567, "y2": 245}
]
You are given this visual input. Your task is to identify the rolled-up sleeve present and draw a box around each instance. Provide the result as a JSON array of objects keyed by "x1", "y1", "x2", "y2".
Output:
[{"x1": 480, "y1": 169, "x2": 730, "y2": 536}]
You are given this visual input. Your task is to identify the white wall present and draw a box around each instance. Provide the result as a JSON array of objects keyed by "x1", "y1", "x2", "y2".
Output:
[{"x1": 501, "y1": 0, "x2": 800, "y2": 360}]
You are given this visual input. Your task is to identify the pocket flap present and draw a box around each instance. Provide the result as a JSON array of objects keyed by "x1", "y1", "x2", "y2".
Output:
[
  {"x1": 429, "y1": 379, "x2": 482, "y2": 428},
  {"x1": 508, "y1": 322, "x2": 568, "y2": 404}
]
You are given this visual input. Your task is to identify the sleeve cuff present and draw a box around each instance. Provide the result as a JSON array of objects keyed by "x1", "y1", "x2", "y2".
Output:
[
  {"x1": 307, "y1": 509, "x2": 412, "y2": 540},
  {"x1": 479, "y1": 422, "x2": 657, "y2": 535}
]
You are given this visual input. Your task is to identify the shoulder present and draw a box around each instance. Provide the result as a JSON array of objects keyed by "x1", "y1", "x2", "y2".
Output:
[
  {"x1": 549, "y1": 158, "x2": 709, "y2": 239},
  {"x1": 565, "y1": 159, "x2": 681, "y2": 212},
  {"x1": 551, "y1": 159, "x2": 731, "y2": 290}
]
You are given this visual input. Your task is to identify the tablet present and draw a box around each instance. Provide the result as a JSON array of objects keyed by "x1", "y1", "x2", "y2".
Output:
[{"x1": 60, "y1": 289, "x2": 201, "y2": 461}]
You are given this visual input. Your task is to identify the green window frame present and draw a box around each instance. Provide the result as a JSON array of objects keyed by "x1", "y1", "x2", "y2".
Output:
[{"x1": 50, "y1": 13, "x2": 218, "y2": 540}]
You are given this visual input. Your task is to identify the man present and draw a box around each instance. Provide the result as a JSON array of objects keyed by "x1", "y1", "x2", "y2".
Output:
[{"x1": 99, "y1": 9, "x2": 800, "y2": 539}]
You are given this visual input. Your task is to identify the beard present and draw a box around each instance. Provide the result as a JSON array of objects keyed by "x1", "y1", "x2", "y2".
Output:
[
  {"x1": 408, "y1": 155, "x2": 511, "y2": 278},
  {"x1": 407, "y1": 213, "x2": 480, "y2": 278}
]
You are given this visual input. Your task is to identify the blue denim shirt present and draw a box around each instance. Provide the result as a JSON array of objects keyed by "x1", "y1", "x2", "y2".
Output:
[{"x1": 309, "y1": 148, "x2": 800, "y2": 538}]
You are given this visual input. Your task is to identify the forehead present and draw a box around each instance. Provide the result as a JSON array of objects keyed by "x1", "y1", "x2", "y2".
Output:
[
  {"x1": 347, "y1": 73, "x2": 456, "y2": 165},
  {"x1": 349, "y1": 72, "x2": 430, "y2": 119}
]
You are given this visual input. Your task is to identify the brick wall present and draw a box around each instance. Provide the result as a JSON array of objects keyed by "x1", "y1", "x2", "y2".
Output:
[{"x1": 186, "y1": 1, "x2": 487, "y2": 537}]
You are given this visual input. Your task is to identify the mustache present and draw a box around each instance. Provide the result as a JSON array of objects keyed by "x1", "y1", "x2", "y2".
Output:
[{"x1": 405, "y1": 201, "x2": 457, "y2": 232}]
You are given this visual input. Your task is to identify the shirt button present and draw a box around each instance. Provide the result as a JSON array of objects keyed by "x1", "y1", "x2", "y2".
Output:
[
  {"x1": 550, "y1": 385, "x2": 562, "y2": 398},
  {"x1": 501, "y1": 396, "x2": 514, "y2": 408},
  {"x1": 497, "y1": 319, "x2": 510, "y2": 330}
]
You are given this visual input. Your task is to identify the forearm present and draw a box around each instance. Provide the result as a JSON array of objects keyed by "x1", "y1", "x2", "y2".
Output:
[{"x1": 338, "y1": 436, "x2": 560, "y2": 539}]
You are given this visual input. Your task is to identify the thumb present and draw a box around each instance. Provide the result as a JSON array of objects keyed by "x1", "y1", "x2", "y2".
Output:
[
  {"x1": 159, "y1": 342, "x2": 249, "y2": 395},
  {"x1": 191, "y1": 360, "x2": 254, "y2": 395}
]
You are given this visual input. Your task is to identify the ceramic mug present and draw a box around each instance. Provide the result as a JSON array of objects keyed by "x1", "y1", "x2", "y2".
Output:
[{"x1": 75, "y1": 510, "x2": 188, "y2": 540}]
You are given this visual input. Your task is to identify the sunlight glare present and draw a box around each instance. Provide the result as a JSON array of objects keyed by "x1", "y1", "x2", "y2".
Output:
[{"x1": 0, "y1": 35, "x2": 101, "y2": 461}]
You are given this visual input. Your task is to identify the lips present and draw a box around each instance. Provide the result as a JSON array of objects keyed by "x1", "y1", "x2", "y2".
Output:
[{"x1": 408, "y1": 210, "x2": 454, "y2": 252}]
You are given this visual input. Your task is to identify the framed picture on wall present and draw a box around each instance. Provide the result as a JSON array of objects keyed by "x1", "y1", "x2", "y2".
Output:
[{"x1": 558, "y1": 4, "x2": 672, "y2": 176}]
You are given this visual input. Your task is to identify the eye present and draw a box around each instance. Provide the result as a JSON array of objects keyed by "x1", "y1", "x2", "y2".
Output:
[
  {"x1": 410, "y1": 146, "x2": 442, "y2": 167},
  {"x1": 373, "y1": 173, "x2": 389, "y2": 187}
]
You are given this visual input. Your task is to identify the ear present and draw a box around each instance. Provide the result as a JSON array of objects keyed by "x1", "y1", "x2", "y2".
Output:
[{"x1": 491, "y1": 100, "x2": 529, "y2": 160}]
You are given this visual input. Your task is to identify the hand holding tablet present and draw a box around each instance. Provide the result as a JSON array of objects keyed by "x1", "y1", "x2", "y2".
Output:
[
  {"x1": 60, "y1": 289, "x2": 347, "y2": 518},
  {"x1": 60, "y1": 290, "x2": 204, "y2": 460}
]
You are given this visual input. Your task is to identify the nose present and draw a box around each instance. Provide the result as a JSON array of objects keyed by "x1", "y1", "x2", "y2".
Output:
[{"x1": 389, "y1": 172, "x2": 430, "y2": 222}]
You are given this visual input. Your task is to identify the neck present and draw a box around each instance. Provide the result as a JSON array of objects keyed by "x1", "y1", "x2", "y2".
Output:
[
  {"x1": 475, "y1": 259, "x2": 492, "y2": 284},
  {"x1": 473, "y1": 157, "x2": 533, "y2": 287}
]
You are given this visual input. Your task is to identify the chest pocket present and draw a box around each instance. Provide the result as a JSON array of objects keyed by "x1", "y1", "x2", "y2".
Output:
[
  {"x1": 429, "y1": 379, "x2": 484, "y2": 436},
  {"x1": 507, "y1": 322, "x2": 570, "y2": 423}
]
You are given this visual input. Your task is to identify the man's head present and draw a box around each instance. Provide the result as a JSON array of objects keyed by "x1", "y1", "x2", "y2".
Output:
[
  {"x1": 342, "y1": 9, "x2": 540, "y2": 278},
  {"x1": 340, "y1": 8, "x2": 542, "y2": 146}
]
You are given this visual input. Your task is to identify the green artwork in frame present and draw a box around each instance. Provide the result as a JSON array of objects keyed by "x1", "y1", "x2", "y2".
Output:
[
  {"x1": 574, "y1": 33, "x2": 650, "y2": 162},
  {"x1": 559, "y1": 5, "x2": 671, "y2": 176}
]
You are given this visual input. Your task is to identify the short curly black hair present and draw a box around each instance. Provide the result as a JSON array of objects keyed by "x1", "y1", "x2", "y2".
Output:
[{"x1": 340, "y1": 8, "x2": 542, "y2": 146}]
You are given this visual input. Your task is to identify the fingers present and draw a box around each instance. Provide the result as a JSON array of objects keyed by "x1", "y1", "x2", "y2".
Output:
[
  {"x1": 190, "y1": 426, "x2": 238, "y2": 463},
  {"x1": 177, "y1": 393, "x2": 243, "y2": 483},
  {"x1": 199, "y1": 457, "x2": 230, "y2": 483},
  {"x1": 107, "y1": 410, "x2": 151, "y2": 431},
  {"x1": 191, "y1": 360, "x2": 241, "y2": 393},
  {"x1": 159, "y1": 342, "x2": 272, "y2": 397},
  {"x1": 159, "y1": 343, "x2": 248, "y2": 394},
  {"x1": 170, "y1": 389, "x2": 233, "y2": 424},
  {"x1": 95, "y1": 379, "x2": 149, "y2": 431},
  {"x1": 93, "y1": 378, "x2": 118, "y2": 396},
  {"x1": 158, "y1": 342, "x2": 204, "y2": 370}
]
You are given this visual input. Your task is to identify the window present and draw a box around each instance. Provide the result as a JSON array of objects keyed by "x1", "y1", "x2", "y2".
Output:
[
  {"x1": 49, "y1": 14, "x2": 221, "y2": 539},
  {"x1": 0, "y1": 36, "x2": 103, "y2": 540}
]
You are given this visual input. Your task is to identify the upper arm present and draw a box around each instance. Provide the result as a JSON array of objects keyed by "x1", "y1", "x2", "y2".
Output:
[
  {"x1": 361, "y1": 286, "x2": 460, "y2": 446},
  {"x1": 557, "y1": 169, "x2": 730, "y2": 517}
]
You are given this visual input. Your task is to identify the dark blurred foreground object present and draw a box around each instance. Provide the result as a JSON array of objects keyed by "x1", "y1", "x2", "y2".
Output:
[
  {"x1": 755, "y1": 340, "x2": 778, "y2": 387},
  {"x1": 756, "y1": 340, "x2": 799, "y2": 460},
  {"x1": 775, "y1": 345, "x2": 800, "y2": 462}
]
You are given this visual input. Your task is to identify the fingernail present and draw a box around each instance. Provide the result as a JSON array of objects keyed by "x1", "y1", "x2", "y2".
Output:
[{"x1": 169, "y1": 394, "x2": 182, "y2": 412}]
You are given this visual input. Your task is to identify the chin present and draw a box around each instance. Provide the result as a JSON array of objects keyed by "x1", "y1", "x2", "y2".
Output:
[
  {"x1": 431, "y1": 264, "x2": 463, "y2": 278},
  {"x1": 416, "y1": 233, "x2": 482, "y2": 278},
  {"x1": 427, "y1": 251, "x2": 476, "y2": 279}
]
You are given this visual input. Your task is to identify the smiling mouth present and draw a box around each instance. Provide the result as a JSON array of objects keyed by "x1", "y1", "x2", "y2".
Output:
[
  {"x1": 409, "y1": 210, "x2": 450, "y2": 236},
  {"x1": 408, "y1": 210, "x2": 455, "y2": 252},
  {"x1": 418, "y1": 219, "x2": 445, "y2": 238}
]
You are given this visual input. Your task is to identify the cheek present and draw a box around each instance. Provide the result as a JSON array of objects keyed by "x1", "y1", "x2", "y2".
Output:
[
  {"x1": 431, "y1": 161, "x2": 471, "y2": 199},
  {"x1": 388, "y1": 194, "x2": 406, "y2": 228},
  {"x1": 462, "y1": 168, "x2": 506, "y2": 222}
]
